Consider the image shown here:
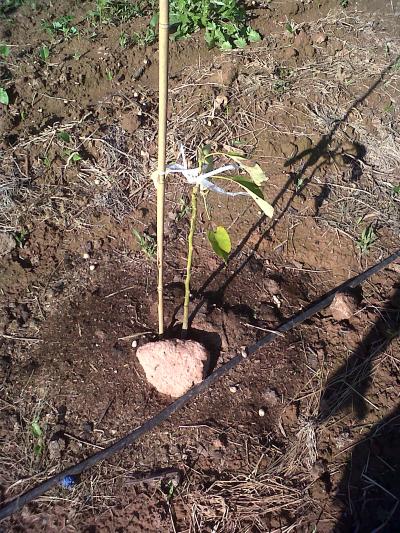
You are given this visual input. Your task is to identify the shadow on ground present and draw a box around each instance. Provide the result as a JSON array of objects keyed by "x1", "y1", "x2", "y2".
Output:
[
  {"x1": 319, "y1": 286, "x2": 400, "y2": 531},
  {"x1": 182, "y1": 55, "x2": 400, "y2": 328}
]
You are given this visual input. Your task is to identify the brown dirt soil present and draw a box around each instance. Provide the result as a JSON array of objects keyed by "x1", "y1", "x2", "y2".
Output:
[{"x1": 1, "y1": 0, "x2": 400, "y2": 531}]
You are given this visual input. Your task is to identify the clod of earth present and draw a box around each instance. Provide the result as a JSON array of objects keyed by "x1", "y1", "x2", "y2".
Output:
[
  {"x1": 0, "y1": 233, "x2": 16, "y2": 256},
  {"x1": 136, "y1": 339, "x2": 210, "y2": 397}
]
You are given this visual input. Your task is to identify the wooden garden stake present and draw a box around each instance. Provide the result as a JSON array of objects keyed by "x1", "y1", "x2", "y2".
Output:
[{"x1": 157, "y1": 0, "x2": 169, "y2": 336}]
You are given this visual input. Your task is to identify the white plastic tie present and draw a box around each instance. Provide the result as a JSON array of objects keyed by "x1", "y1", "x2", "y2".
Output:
[{"x1": 165, "y1": 145, "x2": 248, "y2": 197}]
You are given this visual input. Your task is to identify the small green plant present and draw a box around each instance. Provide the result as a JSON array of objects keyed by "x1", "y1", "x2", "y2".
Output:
[
  {"x1": 357, "y1": 224, "x2": 377, "y2": 254},
  {"x1": 30, "y1": 419, "x2": 44, "y2": 456},
  {"x1": 176, "y1": 196, "x2": 190, "y2": 221},
  {"x1": 273, "y1": 66, "x2": 292, "y2": 95},
  {"x1": 73, "y1": 51, "x2": 82, "y2": 60},
  {"x1": 39, "y1": 44, "x2": 50, "y2": 61},
  {"x1": 105, "y1": 69, "x2": 113, "y2": 81},
  {"x1": 166, "y1": 479, "x2": 175, "y2": 501},
  {"x1": 13, "y1": 229, "x2": 28, "y2": 247},
  {"x1": 169, "y1": 0, "x2": 261, "y2": 50},
  {"x1": 42, "y1": 155, "x2": 52, "y2": 168},
  {"x1": 88, "y1": 0, "x2": 155, "y2": 25},
  {"x1": 58, "y1": 130, "x2": 71, "y2": 143},
  {"x1": 165, "y1": 145, "x2": 274, "y2": 334},
  {"x1": 42, "y1": 15, "x2": 78, "y2": 39},
  {"x1": 285, "y1": 20, "x2": 296, "y2": 34},
  {"x1": 340, "y1": 0, "x2": 349, "y2": 6},
  {"x1": 132, "y1": 229, "x2": 157, "y2": 259},
  {"x1": 383, "y1": 101, "x2": 394, "y2": 114},
  {"x1": 0, "y1": 87, "x2": 9, "y2": 105},
  {"x1": 0, "y1": 44, "x2": 10, "y2": 57},
  {"x1": 63, "y1": 150, "x2": 82, "y2": 164},
  {"x1": 392, "y1": 184, "x2": 400, "y2": 196},
  {"x1": 119, "y1": 31, "x2": 129, "y2": 48},
  {"x1": 132, "y1": 24, "x2": 157, "y2": 46}
]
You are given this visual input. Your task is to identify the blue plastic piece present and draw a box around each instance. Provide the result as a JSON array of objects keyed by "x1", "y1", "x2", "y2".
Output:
[{"x1": 60, "y1": 475, "x2": 76, "y2": 489}]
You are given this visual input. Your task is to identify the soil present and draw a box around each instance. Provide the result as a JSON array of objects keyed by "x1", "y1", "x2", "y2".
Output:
[{"x1": 1, "y1": 0, "x2": 400, "y2": 531}]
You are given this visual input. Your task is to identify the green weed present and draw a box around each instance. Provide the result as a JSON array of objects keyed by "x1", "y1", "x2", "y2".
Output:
[
  {"x1": 176, "y1": 196, "x2": 190, "y2": 221},
  {"x1": 169, "y1": 0, "x2": 261, "y2": 50},
  {"x1": 392, "y1": 184, "x2": 400, "y2": 196},
  {"x1": 119, "y1": 31, "x2": 129, "y2": 48},
  {"x1": 0, "y1": 87, "x2": 9, "y2": 105},
  {"x1": 42, "y1": 15, "x2": 78, "y2": 39},
  {"x1": 132, "y1": 25, "x2": 157, "y2": 46},
  {"x1": 39, "y1": 44, "x2": 49, "y2": 61},
  {"x1": 88, "y1": 0, "x2": 155, "y2": 25},
  {"x1": 285, "y1": 20, "x2": 296, "y2": 34},
  {"x1": 13, "y1": 229, "x2": 28, "y2": 247},
  {"x1": 273, "y1": 66, "x2": 292, "y2": 95},
  {"x1": 58, "y1": 130, "x2": 71, "y2": 144},
  {"x1": 30, "y1": 419, "x2": 44, "y2": 457},
  {"x1": 132, "y1": 229, "x2": 157, "y2": 259},
  {"x1": 0, "y1": 44, "x2": 10, "y2": 57},
  {"x1": 105, "y1": 69, "x2": 113, "y2": 81},
  {"x1": 340, "y1": 0, "x2": 349, "y2": 7},
  {"x1": 357, "y1": 224, "x2": 377, "y2": 254}
]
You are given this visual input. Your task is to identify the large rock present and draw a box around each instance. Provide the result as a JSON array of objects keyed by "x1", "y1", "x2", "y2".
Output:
[{"x1": 136, "y1": 339, "x2": 210, "y2": 398}]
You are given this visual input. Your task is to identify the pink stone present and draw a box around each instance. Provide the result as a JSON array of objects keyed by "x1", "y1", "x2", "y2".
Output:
[
  {"x1": 329, "y1": 291, "x2": 359, "y2": 321},
  {"x1": 136, "y1": 339, "x2": 210, "y2": 398}
]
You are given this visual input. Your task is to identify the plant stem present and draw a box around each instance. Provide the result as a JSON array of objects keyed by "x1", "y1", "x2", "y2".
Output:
[
  {"x1": 156, "y1": 0, "x2": 169, "y2": 336},
  {"x1": 182, "y1": 185, "x2": 199, "y2": 337}
]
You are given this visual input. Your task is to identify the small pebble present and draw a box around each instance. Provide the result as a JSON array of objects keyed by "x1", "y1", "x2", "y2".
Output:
[
  {"x1": 94, "y1": 179, "x2": 100, "y2": 185},
  {"x1": 83, "y1": 253, "x2": 90, "y2": 260},
  {"x1": 229, "y1": 385, "x2": 238, "y2": 393},
  {"x1": 131, "y1": 340, "x2": 138, "y2": 348},
  {"x1": 258, "y1": 408, "x2": 266, "y2": 417},
  {"x1": 89, "y1": 264, "x2": 96, "y2": 271}
]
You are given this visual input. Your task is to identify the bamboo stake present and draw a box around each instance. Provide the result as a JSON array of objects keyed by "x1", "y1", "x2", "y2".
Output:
[
  {"x1": 157, "y1": 0, "x2": 169, "y2": 336},
  {"x1": 182, "y1": 185, "x2": 199, "y2": 337}
]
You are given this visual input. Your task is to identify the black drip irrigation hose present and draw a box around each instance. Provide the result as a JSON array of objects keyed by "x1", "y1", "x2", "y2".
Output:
[{"x1": 1, "y1": 250, "x2": 399, "y2": 521}]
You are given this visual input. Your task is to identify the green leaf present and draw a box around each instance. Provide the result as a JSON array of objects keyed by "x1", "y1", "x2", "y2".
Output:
[
  {"x1": 233, "y1": 37, "x2": 247, "y2": 49},
  {"x1": 220, "y1": 40, "x2": 233, "y2": 51},
  {"x1": 247, "y1": 28, "x2": 261, "y2": 43},
  {"x1": 58, "y1": 131, "x2": 71, "y2": 143},
  {"x1": 0, "y1": 44, "x2": 10, "y2": 57},
  {"x1": 31, "y1": 421, "x2": 43, "y2": 438},
  {"x1": 39, "y1": 44, "x2": 49, "y2": 61},
  {"x1": 393, "y1": 184, "x2": 400, "y2": 195},
  {"x1": 217, "y1": 175, "x2": 274, "y2": 218},
  {"x1": 71, "y1": 152, "x2": 82, "y2": 162},
  {"x1": 33, "y1": 443, "x2": 43, "y2": 456},
  {"x1": 149, "y1": 12, "x2": 159, "y2": 28},
  {"x1": 226, "y1": 154, "x2": 268, "y2": 186},
  {"x1": 0, "y1": 87, "x2": 9, "y2": 105},
  {"x1": 207, "y1": 226, "x2": 231, "y2": 263}
]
